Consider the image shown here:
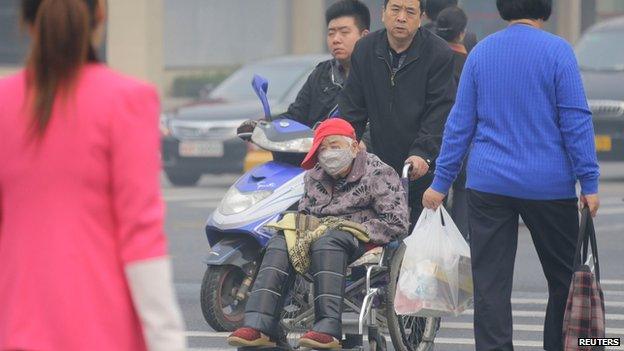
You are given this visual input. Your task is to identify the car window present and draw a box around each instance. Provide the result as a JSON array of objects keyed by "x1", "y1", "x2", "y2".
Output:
[
  {"x1": 209, "y1": 61, "x2": 313, "y2": 102},
  {"x1": 576, "y1": 30, "x2": 624, "y2": 71}
]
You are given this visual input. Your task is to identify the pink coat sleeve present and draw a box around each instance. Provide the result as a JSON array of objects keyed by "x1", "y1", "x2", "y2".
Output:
[{"x1": 111, "y1": 84, "x2": 167, "y2": 264}]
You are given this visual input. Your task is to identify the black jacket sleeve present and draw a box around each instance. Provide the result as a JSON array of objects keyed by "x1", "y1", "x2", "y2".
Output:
[
  {"x1": 338, "y1": 42, "x2": 368, "y2": 138},
  {"x1": 409, "y1": 47, "x2": 456, "y2": 161},
  {"x1": 280, "y1": 70, "x2": 315, "y2": 125}
]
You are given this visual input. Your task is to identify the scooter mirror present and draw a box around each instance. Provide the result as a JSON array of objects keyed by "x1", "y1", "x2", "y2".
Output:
[{"x1": 251, "y1": 75, "x2": 272, "y2": 121}]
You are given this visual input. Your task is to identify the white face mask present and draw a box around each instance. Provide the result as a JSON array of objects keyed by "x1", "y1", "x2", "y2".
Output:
[{"x1": 318, "y1": 148, "x2": 355, "y2": 176}]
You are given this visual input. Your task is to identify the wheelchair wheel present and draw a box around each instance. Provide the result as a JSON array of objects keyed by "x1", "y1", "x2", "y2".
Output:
[
  {"x1": 385, "y1": 242, "x2": 440, "y2": 351},
  {"x1": 280, "y1": 275, "x2": 314, "y2": 343}
]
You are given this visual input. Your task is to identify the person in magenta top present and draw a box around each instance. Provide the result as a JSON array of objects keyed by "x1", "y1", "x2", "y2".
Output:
[{"x1": 0, "y1": 1, "x2": 185, "y2": 350}]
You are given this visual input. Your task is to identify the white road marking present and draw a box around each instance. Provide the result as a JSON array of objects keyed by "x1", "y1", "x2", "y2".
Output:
[
  {"x1": 434, "y1": 337, "x2": 624, "y2": 350},
  {"x1": 180, "y1": 201, "x2": 222, "y2": 208},
  {"x1": 435, "y1": 337, "x2": 542, "y2": 347},
  {"x1": 595, "y1": 223, "x2": 624, "y2": 232},
  {"x1": 511, "y1": 297, "x2": 624, "y2": 308},
  {"x1": 600, "y1": 198, "x2": 624, "y2": 206},
  {"x1": 441, "y1": 322, "x2": 624, "y2": 335},
  {"x1": 164, "y1": 194, "x2": 225, "y2": 202},
  {"x1": 186, "y1": 331, "x2": 228, "y2": 338},
  {"x1": 603, "y1": 279, "x2": 624, "y2": 286},
  {"x1": 463, "y1": 309, "x2": 624, "y2": 320},
  {"x1": 598, "y1": 207, "x2": 624, "y2": 215}
]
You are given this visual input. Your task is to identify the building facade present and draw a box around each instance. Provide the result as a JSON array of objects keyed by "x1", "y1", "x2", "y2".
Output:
[{"x1": 1, "y1": 0, "x2": 623, "y2": 94}]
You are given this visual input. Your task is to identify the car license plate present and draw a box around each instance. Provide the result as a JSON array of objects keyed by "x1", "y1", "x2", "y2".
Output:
[
  {"x1": 595, "y1": 135, "x2": 612, "y2": 152},
  {"x1": 179, "y1": 141, "x2": 224, "y2": 157}
]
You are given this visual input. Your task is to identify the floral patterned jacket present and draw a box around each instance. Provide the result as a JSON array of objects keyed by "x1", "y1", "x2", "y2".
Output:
[{"x1": 298, "y1": 150, "x2": 409, "y2": 244}]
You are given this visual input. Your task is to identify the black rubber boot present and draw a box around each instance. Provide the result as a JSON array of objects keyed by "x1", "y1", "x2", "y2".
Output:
[
  {"x1": 309, "y1": 230, "x2": 362, "y2": 340},
  {"x1": 243, "y1": 234, "x2": 295, "y2": 338}
]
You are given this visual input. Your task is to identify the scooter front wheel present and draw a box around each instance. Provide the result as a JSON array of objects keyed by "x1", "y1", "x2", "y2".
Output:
[{"x1": 200, "y1": 264, "x2": 248, "y2": 331}]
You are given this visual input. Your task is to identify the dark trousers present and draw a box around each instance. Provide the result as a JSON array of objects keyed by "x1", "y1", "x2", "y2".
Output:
[
  {"x1": 408, "y1": 173, "x2": 434, "y2": 228},
  {"x1": 467, "y1": 189, "x2": 579, "y2": 351},
  {"x1": 450, "y1": 163, "x2": 470, "y2": 239},
  {"x1": 244, "y1": 230, "x2": 364, "y2": 340}
]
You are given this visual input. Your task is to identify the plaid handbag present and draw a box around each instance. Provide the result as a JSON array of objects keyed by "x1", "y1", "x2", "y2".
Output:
[{"x1": 562, "y1": 207, "x2": 606, "y2": 351}]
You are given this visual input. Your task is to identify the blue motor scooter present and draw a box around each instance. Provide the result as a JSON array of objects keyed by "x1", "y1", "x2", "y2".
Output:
[{"x1": 200, "y1": 76, "x2": 312, "y2": 331}]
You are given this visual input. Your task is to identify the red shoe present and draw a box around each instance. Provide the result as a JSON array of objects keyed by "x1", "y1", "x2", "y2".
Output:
[
  {"x1": 298, "y1": 330, "x2": 340, "y2": 349},
  {"x1": 227, "y1": 327, "x2": 276, "y2": 348}
]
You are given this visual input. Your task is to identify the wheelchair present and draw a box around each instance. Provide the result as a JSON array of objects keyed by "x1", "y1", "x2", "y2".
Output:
[
  {"x1": 240, "y1": 165, "x2": 440, "y2": 351},
  {"x1": 267, "y1": 241, "x2": 440, "y2": 351}
]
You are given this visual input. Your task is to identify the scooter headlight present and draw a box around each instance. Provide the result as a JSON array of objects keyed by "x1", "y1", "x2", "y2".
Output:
[{"x1": 218, "y1": 186, "x2": 273, "y2": 215}]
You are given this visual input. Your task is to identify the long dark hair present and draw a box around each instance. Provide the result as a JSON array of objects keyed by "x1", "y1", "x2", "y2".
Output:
[{"x1": 21, "y1": 0, "x2": 99, "y2": 137}]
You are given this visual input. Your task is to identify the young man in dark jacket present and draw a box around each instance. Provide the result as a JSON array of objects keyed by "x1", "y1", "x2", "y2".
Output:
[
  {"x1": 237, "y1": 0, "x2": 370, "y2": 134},
  {"x1": 339, "y1": 0, "x2": 456, "y2": 223}
]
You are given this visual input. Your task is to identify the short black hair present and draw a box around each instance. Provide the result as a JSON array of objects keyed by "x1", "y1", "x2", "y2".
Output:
[
  {"x1": 425, "y1": 0, "x2": 458, "y2": 21},
  {"x1": 383, "y1": 0, "x2": 425, "y2": 12},
  {"x1": 326, "y1": 0, "x2": 371, "y2": 31},
  {"x1": 435, "y1": 6, "x2": 467, "y2": 42},
  {"x1": 496, "y1": 0, "x2": 552, "y2": 21}
]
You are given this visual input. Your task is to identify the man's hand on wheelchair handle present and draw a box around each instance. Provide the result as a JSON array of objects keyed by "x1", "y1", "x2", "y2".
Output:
[
  {"x1": 405, "y1": 156, "x2": 429, "y2": 180},
  {"x1": 422, "y1": 187, "x2": 445, "y2": 210}
]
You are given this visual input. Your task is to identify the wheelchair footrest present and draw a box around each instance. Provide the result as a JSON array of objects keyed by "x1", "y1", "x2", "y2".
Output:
[{"x1": 341, "y1": 333, "x2": 363, "y2": 349}]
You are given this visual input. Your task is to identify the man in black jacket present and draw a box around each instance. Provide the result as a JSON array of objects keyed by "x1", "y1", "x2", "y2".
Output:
[
  {"x1": 237, "y1": 0, "x2": 370, "y2": 134},
  {"x1": 339, "y1": 0, "x2": 456, "y2": 223}
]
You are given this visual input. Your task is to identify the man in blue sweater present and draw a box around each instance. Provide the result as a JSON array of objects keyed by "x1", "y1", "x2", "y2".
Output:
[{"x1": 422, "y1": 0, "x2": 600, "y2": 350}]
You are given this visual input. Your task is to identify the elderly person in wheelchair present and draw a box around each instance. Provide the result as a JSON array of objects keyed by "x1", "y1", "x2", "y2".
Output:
[{"x1": 228, "y1": 118, "x2": 409, "y2": 349}]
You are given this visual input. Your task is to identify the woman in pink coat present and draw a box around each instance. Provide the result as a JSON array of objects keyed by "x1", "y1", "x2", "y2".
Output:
[{"x1": 0, "y1": 0, "x2": 185, "y2": 350}]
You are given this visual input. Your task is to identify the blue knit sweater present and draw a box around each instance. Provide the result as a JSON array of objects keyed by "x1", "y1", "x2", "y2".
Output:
[{"x1": 432, "y1": 24, "x2": 600, "y2": 199}]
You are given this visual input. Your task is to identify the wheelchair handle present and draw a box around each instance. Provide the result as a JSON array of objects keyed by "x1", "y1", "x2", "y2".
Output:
[
  {"x1": 401, "y1": 164, "x2": 412, "y2": 204},
  {"x1": 402, "y1": 163, "x2": 412, "y2": 180}
]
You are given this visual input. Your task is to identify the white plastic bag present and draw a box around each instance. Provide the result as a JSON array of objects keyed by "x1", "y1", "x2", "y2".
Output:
[{"x1": 394, "y1": 206, "x2": 473, "y2": 317}]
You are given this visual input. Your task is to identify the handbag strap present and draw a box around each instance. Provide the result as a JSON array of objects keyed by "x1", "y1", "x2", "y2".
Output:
[{"x1": 575, "y1": 207, "x2": 601, "y2": 282}]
